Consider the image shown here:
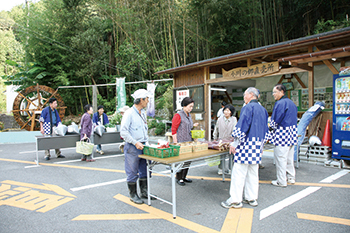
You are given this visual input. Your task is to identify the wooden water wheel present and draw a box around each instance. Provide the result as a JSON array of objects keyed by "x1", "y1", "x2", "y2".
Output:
[{"x1": 12, "y1": 84, "x2": 66, "y2": 131}]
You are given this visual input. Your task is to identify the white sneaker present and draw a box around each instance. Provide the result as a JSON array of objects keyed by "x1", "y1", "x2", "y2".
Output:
[
  {"x1": 271, "y1": 180, "x2": 287, "y2": 187},
  {"x1": 243, "y1": 199, "x2": 258, "y2": 207},
  {"x1": 221, "y1": 199, "x2": 243, "y2": 209},
  {"x1": 218, "y1": 169, "x2": 223, "y2": 175},
  {"x1": 287, "y1": 178, "x2": 295, "y2": 184}
]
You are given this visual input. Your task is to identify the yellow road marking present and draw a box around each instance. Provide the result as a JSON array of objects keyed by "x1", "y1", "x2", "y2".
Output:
[
  {"x1": 220, "y1": 208, "x2": 241, "y2": 232},
  {"x1": 297, "y1": 212, "x2": 350, "y2": 226},
  {"x1": 0, "y1": 158, "x2": 166, "y2": 177},
  {"x1": 2, "y1": 158, "x2": 349, "y2": 189},
  {"x1": 114, "y1": 194, "x2": 219, "y2": 233},
  {"x1": 2, "y1": 180, "x2": 76, "y2": 197},
  {"x1": 73, "y1": 214, "x2": 161, "y2": 220},
  {"x1": 237, "y1": 208, "x2": 254, "y2": 232}
]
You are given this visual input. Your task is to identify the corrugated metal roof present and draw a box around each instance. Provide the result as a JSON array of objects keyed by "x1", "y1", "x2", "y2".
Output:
[{"x1": 155, "y1": 27, "x2": 350, "y2": 75}]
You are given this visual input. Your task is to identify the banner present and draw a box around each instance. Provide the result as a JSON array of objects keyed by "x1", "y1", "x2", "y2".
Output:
[
  {"x1": 147, "y1": 83, "x2": 157, "y2": 117},
  {"x1": 116, "y1": 77, "x2": 126, "y2": 112}
]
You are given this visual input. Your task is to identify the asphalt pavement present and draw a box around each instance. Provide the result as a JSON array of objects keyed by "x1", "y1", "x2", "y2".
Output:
[{"x1": 0, "y1": 139, "x2": 349, "y2": 233}]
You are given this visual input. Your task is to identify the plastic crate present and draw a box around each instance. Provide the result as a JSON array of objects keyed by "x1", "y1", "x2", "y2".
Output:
[
  {"x1": 143, "y1": 146, "x2": 179, "y2": 158},
  {"x1": 191, "y1": 130, "x2": 205, "y2": 139},
  {"x1": 169, "y1": 144, "x2": 180, "y2": 156}
]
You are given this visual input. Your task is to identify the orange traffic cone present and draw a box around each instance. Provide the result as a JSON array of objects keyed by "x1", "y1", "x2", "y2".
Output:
[{"x1": 322, "y1": 119, "x2": 331, "y2": 147}]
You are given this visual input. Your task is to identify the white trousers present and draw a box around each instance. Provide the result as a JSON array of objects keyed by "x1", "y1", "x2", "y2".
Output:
[
  {"x1": 274, "y1": 145, "x2": 295, "y2": 186},
  {"x1": 228, "y1": 163, "x2": 259, "y2": 203}
]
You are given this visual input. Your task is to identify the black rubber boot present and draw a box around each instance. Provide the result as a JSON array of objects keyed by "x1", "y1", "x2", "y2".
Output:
[
  {"x1": 182, "y1": 168, "x2": 192, "y2": 183},
  {"x1": 176, "y1": 171, "x2": 182, "y2": 180},
  {"x1": 139, "y1": 178, "x2": 156, "y2": 200},
  {"x1": 127, "y1": 182, "x2": 144, "y2": 204}
]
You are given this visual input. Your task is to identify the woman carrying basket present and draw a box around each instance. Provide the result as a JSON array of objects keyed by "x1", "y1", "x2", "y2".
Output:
[
  {"x1": 171, "y1": 97, "x2": 199, "y2": 186},
  {"x1": 80, "y1": 104, "x2": 95, "y2": 162}
]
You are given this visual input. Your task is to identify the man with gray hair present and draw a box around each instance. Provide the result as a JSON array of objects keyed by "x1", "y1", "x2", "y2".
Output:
[
  {"x1": 221, "y1": 87, "x2": 268, "y2": 209},
  {"x1": 120, "y1": 89, "x2": 152, "y2": 204}
]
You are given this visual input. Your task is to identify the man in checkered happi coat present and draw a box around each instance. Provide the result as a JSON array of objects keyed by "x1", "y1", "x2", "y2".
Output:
[
  {"x1": 270, "y1": 84, "x2": 298, "y2": 187},
  {"x1": 39, "y1": 98, "x2": 65, "y2": 160},
  {"x1": 221, "y1": 87, "x2": 268, "y2": 209}
]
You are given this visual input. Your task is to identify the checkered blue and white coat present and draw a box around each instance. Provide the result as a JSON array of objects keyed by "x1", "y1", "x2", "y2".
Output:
[
  {"x1": 269, "y1": 96, "x2": 298, "y2": 146},
  {"x1": 39, "y1": 106, "x2": 61, "y2": 135},
  {"x1": 232, "y1": 100, "x2": 269, "y2": 164}
]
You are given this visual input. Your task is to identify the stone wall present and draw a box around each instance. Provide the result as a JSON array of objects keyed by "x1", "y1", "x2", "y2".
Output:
[{"x1": 0, "y1": 114, "x2": 20, "y2": 129}]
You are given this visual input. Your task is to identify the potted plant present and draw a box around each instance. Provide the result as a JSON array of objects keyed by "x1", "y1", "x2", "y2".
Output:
[
  {"x1": 109, "y1": 113, "x2": 123, "y2": 132},
  {"x1": 105, "y1": 123, "x2": 116, "y2": 132}
]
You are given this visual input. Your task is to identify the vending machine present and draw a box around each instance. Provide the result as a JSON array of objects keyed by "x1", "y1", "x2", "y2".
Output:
[{"x1": 332, "y1": 73, "x2": 350, "y2": 160}]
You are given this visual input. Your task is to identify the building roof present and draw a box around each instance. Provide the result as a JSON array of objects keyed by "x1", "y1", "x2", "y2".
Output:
[{"x1": 155, "y1": 27, "x2": 350, "y2": 75}]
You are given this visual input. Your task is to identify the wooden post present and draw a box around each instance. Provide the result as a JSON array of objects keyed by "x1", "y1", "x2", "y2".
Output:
[
  {"x1": 308, "y1": 46, "x2": 314, "y2": 108},
  {"x1": 93, "y1": 85, "x2": 97, "y2": 113},
  {"x1": 204, "y1": 67, "x2": 210, "y2": 140}
]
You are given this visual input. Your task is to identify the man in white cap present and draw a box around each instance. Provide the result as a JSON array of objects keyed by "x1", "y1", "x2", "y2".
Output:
[{"x1": 120, "y1": 89, "x2": 153, "y2": 204}]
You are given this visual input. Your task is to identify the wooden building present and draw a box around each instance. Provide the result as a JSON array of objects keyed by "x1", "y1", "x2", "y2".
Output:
[{"x1": 155, "y1": 27, "x2": 350, "y2": 140}]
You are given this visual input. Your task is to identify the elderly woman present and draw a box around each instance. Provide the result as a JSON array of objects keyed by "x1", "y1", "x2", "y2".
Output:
[
  {"x1": 93, "y1": 105, "x2": 109, "y2": 155},
  {"x1": 80, "y1": 104, "x2": 95, "y2": 162},
  {"x1": 213, "y1": 104, "x2": 237, "y2": 175},
  {"x1": 172, "y1": 97, "x2": 199, "y2": 186}
]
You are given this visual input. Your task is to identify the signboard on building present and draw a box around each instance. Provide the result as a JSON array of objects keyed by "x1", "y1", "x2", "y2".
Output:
[
  {"x1": 222, "y1": 61, "x2": 279, "y2": 80},
  {"x1": 176, "y1": 90, "x2": 189, "y2": 110}
]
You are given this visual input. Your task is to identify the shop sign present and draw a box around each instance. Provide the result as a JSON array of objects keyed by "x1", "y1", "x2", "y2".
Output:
[
  {"x1": 222, "y1": 61, "x2": 279, "y2": 79},
  {"x1": 176, "y1": 90, "x2": 189, "y2": 110}
]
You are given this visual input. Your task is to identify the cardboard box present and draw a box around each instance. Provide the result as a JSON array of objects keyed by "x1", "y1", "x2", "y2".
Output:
[{"x1": 192, "y1": 143, "x2": 208, "y2": 153}]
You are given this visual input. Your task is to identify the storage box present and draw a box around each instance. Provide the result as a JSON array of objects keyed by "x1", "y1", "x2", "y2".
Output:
[
  {"x1": 171, "y1": 143, "x2": 193, "y2": 154},
  {"x1": 143, "y1": 146, "x2": 178, "y2": 158},
  {"x1": 192, "y1": 143, "x2": 208, "y2": 153}
]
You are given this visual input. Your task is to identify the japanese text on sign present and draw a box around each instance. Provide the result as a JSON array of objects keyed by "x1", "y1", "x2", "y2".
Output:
[
  {"x1": 222, "y1": 61, "x2": 279, "y2": 79},
  {"x1": 176, "y1": 90, "x2": 189, "y2": 110}
]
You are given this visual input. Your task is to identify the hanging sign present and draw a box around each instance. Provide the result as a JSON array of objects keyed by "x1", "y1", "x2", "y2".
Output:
[
  {"x1": 147, "y1": 83, "x2": 157, "y2": 117},
  {"x1": 222, "y1": 61, "x2": 279, "y2": 79},
  {"x1": 176, "y1": 89, "x2": 189, "y2": 110}
]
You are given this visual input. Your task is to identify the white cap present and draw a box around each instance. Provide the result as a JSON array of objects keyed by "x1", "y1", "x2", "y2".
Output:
[
  {"x1": 131, "y1": 89, "x2": 151, "y2": 99},
  {"x1": 119, "y1": 105, "x2": 130, "y2": 113}
]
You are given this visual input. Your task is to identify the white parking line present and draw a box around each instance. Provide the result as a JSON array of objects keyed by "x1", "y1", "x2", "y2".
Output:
[
  {"x1": 259, "y1": 170, "x2": 350, "y2": 220},
  {"x1": 71, "y1": 178, "x2": 127, "y2": 192},
  {"x1": 54, "y1": 154, "x2": 124, "y2": 164},
  {"x1": 69, "y1": 163, "x2": 209, "y2": 191}
]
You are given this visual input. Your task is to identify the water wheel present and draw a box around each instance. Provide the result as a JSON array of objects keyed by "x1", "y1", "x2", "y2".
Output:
[{"x1": 12, "y1": 84, "x2": 66, "y2": 131}]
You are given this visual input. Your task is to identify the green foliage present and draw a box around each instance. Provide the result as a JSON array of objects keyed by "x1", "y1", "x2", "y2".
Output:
[
  {"x1": 62, "y1": 119, "x2": 72, "y2": 126},
  {"x1": 148, "y1": 119, "x2": 166, "y2": 136},
  {"x1": 3, "y1": 0, "x2": 350, "y2": 117},
  {"x1": 314, "y1": 19, "x2": 350, "y2": 34},
  {"x1": 109, "y1": 113, "x2": 123, "y2": 125},
  {"x1": 155, "y1": 122, "x2": 165, "y2": 136},
  {"x1": 148, "y1": 119, "x2": 158, "y2": 129},
  {"x1": 105, "y1": 123, "x2": 115, "y2": 128}
]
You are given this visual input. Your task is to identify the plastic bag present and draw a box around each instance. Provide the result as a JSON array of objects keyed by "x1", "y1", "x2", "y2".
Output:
[
  {"x1": 94, "y1": 125, "x2": 105, "y2": 137},
  {"x1": 68, "y1": 122, "x2": 79, "y2": 134},
  {"x1": 309, "y1": 136, "x2": 322, "y2": 146},
  {"x1": 76, "y1": 138, "x2": 94, "y2": 155},
  {"x1": 54, "y1": 124, "x2": 68, "y2": 136}
]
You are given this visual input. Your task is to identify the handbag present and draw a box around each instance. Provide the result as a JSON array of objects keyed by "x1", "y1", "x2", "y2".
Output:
[{"x1": 76, "y1": 138, "x2": 94, "y2": 155}]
